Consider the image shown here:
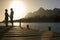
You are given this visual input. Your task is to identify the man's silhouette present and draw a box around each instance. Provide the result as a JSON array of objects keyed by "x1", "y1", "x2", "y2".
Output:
[
  {"x1": 10, "y1": 8, "x2": 14, "y2": 27},
  {"x1": 5, "y1": 9, "x2": 9, "y2": 27}
]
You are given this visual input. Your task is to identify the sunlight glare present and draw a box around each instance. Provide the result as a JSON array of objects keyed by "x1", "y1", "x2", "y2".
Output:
[
  {"x1": 9, "y1": 1, "x2": 26, "y2": 20},
  {"x1": 14, "y1": 22, "x2": 19, "y2": 26}
]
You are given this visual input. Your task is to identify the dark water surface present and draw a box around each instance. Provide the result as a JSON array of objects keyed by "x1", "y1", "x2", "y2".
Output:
[
  {"x1": 0, "y1": 22, "x2": 60, "y2": 33},
  {"x1": 21, "y1": 23, "x2": 60, "y2": 33}
]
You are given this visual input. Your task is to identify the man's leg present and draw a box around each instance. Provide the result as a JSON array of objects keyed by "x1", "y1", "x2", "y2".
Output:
[
  {"x1": 12, "y1": 21, "x2": 13, "y2": 27},
  {"x1": 5, "y1": 20, "x2": 8, "y2": 27},
  {"x1": 5, "y1": 22, "x2": 7, "y2": 27},
  {"x1": 11, "y1": 19, "x2": 13, "y2": 27}
]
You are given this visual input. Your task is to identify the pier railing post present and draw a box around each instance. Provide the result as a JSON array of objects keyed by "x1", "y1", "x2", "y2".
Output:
[{"x1": 48, "y1": 26, "x2": 51, "y2": 31}]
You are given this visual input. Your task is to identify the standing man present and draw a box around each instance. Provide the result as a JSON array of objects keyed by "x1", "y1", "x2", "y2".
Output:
[
  {"x1": 5, "y1": 9, "x2": 9, "y2": 27},
  {"x1": 10, "y1": 8, "x2": 14, "y2": 27}
]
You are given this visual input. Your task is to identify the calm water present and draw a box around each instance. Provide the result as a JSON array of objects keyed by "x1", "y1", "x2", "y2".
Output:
[
  {"x1": 0, "y1": 22, "x2": 60, "y2": 40},
  {"x1": 21, "y1": 23, "x2": 60, "y2": 33},
  {"x1": 0, "y1": 22, "x2": 60, "y2": 33}
]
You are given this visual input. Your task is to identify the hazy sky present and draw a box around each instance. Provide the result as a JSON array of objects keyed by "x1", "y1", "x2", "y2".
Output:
[{"x1": 0, "y1": 0, "x2": 60, "y2": 22}]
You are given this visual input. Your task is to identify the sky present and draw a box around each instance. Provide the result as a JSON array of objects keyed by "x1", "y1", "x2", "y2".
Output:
[{"x1": 0, "y1": 0, "x2": 60, "y2": 22}]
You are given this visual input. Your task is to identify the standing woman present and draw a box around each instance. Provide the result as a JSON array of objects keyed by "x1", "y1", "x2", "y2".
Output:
[
  {"x1": 5, "y1": 9, "x2": 9, "y2": 27},
  {"x1": 10, "y1": 8, "x2": 14, "y2": 27}
]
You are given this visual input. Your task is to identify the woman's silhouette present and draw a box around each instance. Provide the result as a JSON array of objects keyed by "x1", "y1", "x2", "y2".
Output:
[
  {"x1": 10, "y1": 8, "x2": 14, "y2": 27},
  {"x1": 5, "y1": 9, "x2": 9, "y2": 27}
]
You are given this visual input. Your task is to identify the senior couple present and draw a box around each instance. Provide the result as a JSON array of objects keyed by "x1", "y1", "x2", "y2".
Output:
[{"x1": 5, "y1": 8, "x2": 14, "y2": 27}]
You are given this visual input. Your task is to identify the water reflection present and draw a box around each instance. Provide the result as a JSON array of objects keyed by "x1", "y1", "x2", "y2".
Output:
[
  {"x1": 14, "y1": 22, "x2": 20, "y2": 26},
  {"x1": 21, "y1": 23, "x2": 60, "y2": 33},
  {"x1": 0, "y1": 22, "x2": 60, "y2": 33}
]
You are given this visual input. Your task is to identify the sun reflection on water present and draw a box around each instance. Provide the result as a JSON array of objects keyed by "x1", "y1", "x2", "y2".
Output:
[{"x1": 14, "y1": 22, "x2": 20, "y2": 26}]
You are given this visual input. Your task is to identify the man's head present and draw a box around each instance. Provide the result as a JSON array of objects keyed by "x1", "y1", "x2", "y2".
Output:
[
  {"x1": 5, "y1": 9, "x2": 8, "y2": 12},
  {"x1": 10, "y1": 8, "x2": 13, "y2": 11}
]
